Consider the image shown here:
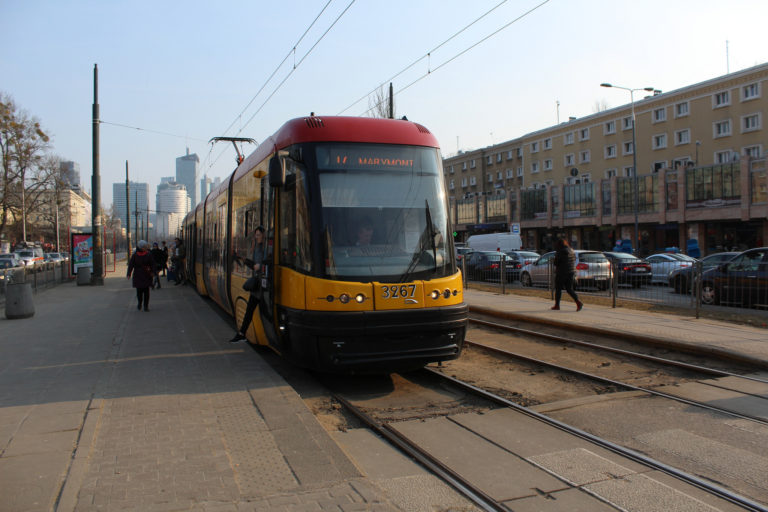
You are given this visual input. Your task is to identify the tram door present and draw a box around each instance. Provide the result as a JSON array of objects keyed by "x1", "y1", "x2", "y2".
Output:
[{"x1": 258, "y1": 156, "x2": 281, "y2": 351}]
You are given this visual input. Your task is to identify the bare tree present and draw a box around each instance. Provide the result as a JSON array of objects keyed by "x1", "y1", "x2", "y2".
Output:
[
  {"x1": 367, "y1": 84, "x2": 395, "y2": 119},
  {"x1": 0, "y1": 92, "x2": 51, "y2": 244}
]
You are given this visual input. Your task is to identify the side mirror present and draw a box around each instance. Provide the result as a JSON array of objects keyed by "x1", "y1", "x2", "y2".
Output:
[{"x1": 269, "y1": 155, "x2": 285, "y2": 187}]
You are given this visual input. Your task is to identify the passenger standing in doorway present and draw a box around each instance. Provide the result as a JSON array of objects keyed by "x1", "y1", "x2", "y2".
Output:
[
  {"x1": 229, "y1": 226, "x2": 265, "y2": 343},
  {"x1": 150, "y1": 242, "x2": 165, "y2": 289},
  {"x1": 127, "y1": 240, "x2": 155, "y2": 311},
  {"x1": 551, "y1": 238, "x2": 583, "y2": 311}
]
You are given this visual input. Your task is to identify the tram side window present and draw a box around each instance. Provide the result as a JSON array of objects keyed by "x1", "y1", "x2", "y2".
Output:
[{"x1": 278, "y1": 159, "x2": 312, "y2": 273}]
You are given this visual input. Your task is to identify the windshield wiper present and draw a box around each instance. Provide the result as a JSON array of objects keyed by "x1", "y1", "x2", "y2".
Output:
[{"x1": 398, "y1": 200, "x2": 437, "y2": 283}]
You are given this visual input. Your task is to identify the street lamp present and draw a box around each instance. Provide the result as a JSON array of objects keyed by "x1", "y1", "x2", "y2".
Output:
[{"x1": 600, "y1": 83, "x2": 655, "y2": 255}]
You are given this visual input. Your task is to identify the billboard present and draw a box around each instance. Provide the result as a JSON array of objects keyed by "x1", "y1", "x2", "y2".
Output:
[{"x1": 71, "y1": 233, "x2": 93, "y2": 272}]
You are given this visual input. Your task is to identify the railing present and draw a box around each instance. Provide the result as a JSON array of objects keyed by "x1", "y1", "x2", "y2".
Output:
[{"x1": 1, "y1": 261, "x2": 73, "y2": 302}]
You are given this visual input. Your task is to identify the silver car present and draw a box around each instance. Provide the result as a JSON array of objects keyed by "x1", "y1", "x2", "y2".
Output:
[
  {"x1": 520, "y1": 250, "x2": 613, "y2": 290},
  {"x1": 646, "y1": 253, "x2": 697, "y2": 284}
]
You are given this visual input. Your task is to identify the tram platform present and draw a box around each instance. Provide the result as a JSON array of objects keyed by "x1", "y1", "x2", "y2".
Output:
[
  {"x1": 2, "y1": 275, "x2": 767, "y2": 511},
  {"x1": 466, "y1": 287, "x2": 768, "y2": 368}
]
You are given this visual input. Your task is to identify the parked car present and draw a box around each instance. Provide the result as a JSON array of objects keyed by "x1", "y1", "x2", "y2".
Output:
[
  {"x1": 503, "y1": 250, "x2": 540, "y2": 280},
  {"x1": 0, "y1": 259, "x2": 20, "y2": 282},
  {"x1": 603, "y1": 252, "x2": 652, "y2": 287},
  {"x1": 0, "y1": 253, "x2": 22, "y2": 267},
  {"x1": 14, "y1": 248, "x2": 44, "y2": 266},
  {"x1": 645, "y1": 253, "x2": 697, "y2": 284},
  {"x1": 464, "y1": 251, "x2": 518, "y2": 282},
  {"x1": 455, "y1": 246, "x2": 473, "y2": 265},
  {"x1": 668, "y1": 252, "x2": 739, "y2": 294},
  {"x1": 44, "y1": 252, "x2": 65, "y2": 263},
  {"x1": 700, "y1": 247, "x2": 768, "y2": 307},
  {"x1": 520, "y1": 250, "x2": 612, "y2": 290}
]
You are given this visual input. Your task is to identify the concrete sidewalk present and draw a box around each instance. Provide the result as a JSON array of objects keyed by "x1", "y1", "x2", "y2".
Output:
[
  {"x1": 466, "y1": 288, "x2": 768, "y2": 368},
  {"x1": 0, "y1": 274, "x2": 474, "y2": 512}
]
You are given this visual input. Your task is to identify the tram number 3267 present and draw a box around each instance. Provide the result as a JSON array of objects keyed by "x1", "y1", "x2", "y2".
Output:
[{"x1": 382, "y1": 284, "x2": 417, "y2": 299}]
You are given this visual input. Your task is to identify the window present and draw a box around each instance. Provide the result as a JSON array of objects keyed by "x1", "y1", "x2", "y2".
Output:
[
  {"x1": 486, "y1": 155, "x2": 492, "y2": 165},
  {"x1": 516, "y1": 148, "x2": 523, "y2": 158},
  {"x1": 564, "y1": 132, "x2": 574, "y2": 145},
  {"x1": 506, "y1": 168, "x2": 514, "y2": 178},
  {"x1": 713, "y1": 90, "x2": 730, "y2": 108},
  {"x1": 517, "y1": 167, "x2": 523, "y2": 177},
  {"x1": 487, "y1": 173, "x2": 493, "y2": 183},
  {"x1": 470, "y1": 159, "x2": 476, "y2": 168},
  {"x1": 742, "y1": 82, "x2": 760, "y2": 101},
  {"x1": 714, "y1": 120, "x2": 731, "y2": 138},
  {"x1": 581, "y1": 173, "x2": 591, "y2": 183},
  {"x1": 675, "y1": 101, "x2": 689, "y2": 118},
  {"x1": 497, "y1": 170, "x2": 502, "y2": 180},
  {"x1": 623, "y1": 141, "x2": 634, "y2": 155},
  {"x1": 743, "y1": 145, "x2": 763, "y2": 158},
  {"x1": 714, "y1": 150, "x2": 732, "y2": 164},
  {"x1": 652, "y1": 133, "x2": 667, "y2": 149},
  {"x1": 742, "y1": 113, "x2": 761, "y2": 133},
  {"x1": 622, "y1": 116, "x2": 633, "y2": 130},
  {"x1": 675, "y1": 129, "x2": 690, "y2": 145},
  {"x1": 605, "y1": 145, "x2": 617, "y2": 158},
  {"x1": 461, "y1": 177, "x2": 467, "y2": 188},
  {"x1": 507, "y1": 150, "x2": 513, "y2": 160},
  {"x1": 543, "y1": 159, "x2": 553, "y2": 171},
  {"x1": 531, "y1": 161, "x2": 539, "y2": 173},
  {"x1": 606, "y1": 168, "x2": 617, "y2": 178},
  {"x1": 624, "y1": 166, "x2": 635, "y2": 177},
  {"x1": 579, "y1": 150, "x2": 590, "y2": 163},
  {"x1": 462, "y1": 161, "x2": 467, "y2": 170},
  {"x1": 653, "y1": 107, "x2": 666, "y2": 123},
  {"x1": 564, "y1": 153, "x2": 575, "y2": 166},
  {"x1": 579, "y1": 127, "x2": 590, "y2": 141},
  {"x1": 653, "y1": 161, "x2": 667, "y2": 172},
  {"x1": 543, "y1": 137, "x2": 552, "y2": 150},
  {"x1": 604, "y1": 120, "x2": 616, "y2": 135},
  {"x1": 497, "y1": 153, "x2": 503, "y2": 163},
  {"x1": 531, "y1": 141, "x2": 540, "y2": 153},
  {"x1": 469, "y1": 176, "x2": 477, "y2": 185},
  {"x1": 449, "y1": 179, "x2": 455, "y2": 190},
  {"x1": 448, "y1": 165, "x2": 454, "y2": 174}
]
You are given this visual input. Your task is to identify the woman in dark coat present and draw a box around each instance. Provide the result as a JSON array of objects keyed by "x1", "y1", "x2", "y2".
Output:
[
  {"x1": 127, "y1": 240, "x2": 155, "y2": 311},
  {"x1": 552, "y1": 238, "x2": 583, "y2": 311}
]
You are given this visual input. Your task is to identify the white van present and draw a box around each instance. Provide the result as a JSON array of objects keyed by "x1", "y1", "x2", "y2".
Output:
[{"x1": 466, "y1": 233, "x2": 522, "y2": 252}]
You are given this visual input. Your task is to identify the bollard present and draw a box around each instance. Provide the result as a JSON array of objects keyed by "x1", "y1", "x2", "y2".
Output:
[
  {"x1": 77, "y1": 266, "x2": 92, "y2": 286},
  {"x1": 5, "y1": 282, "x2": 34, "y2": 319}
]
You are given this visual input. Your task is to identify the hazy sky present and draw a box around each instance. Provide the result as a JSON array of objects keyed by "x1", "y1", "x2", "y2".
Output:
[{"x1": 3, "y1": 0, "x2": 768, "y2": 209}]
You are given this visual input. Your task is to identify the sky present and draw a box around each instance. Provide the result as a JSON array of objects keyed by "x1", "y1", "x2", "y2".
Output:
[{"x1": 3, "y1": 0, "x2": 768, "y2": 211}]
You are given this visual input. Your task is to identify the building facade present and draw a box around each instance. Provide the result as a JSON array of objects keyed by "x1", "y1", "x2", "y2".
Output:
[
  {"x1": 112, "y1": 181, "x2": 149, "y2": 236},
  {"x1": 176, "y1": 149, "x2": 199, "y2": 208},
  {"x1": 443, "y1": 63, "x2": 768, "y2": 256}
]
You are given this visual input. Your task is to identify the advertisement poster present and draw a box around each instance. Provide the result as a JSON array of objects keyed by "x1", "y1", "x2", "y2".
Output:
[{"x1": 72, "y1": 233, "x2": 93, "y2": 272}]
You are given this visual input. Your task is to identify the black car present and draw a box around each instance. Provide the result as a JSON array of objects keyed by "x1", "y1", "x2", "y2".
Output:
[
  {"x1": 700, "y1": 248, "x2": 768, "y2": 307},
  {"x1": 603, "y1": 252, "x2": 652, "y2": 287},
  {"x1": 669, "y1": 252, "x2": 738, "y2": 294},
  {"x1": 464, "y1": 251, "x2": 517, "y2": 283}
]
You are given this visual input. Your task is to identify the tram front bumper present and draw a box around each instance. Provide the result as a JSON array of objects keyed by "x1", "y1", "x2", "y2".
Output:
[{"x1": 279, "y1": 303, "x2": 468, "y2": 371}]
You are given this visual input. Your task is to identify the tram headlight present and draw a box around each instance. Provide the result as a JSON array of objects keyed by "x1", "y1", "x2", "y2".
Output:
[
  {"x1": 453, "y1": 289, "x2": 459, "y2": 296},
  {"x1": 339, "y1": 293, "x2": 350, "y2": 304},
  {"x1": 430, "y1": 290, "x2": 440, "y2": 300},
  {"x1": 355, "y1": 293, "x2": 365, "y2": 303}
]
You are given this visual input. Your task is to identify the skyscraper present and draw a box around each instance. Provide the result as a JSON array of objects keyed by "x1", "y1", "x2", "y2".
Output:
[
  {"x1": 112, "y1": 181, "x2": 149, "y2": 233},
  {"x1": 60, "y1": 161, "x2": 81, "y2": 191},
  {"x1": 156, "y1": 181, "x2": 188, "y2": 239},
  {"x1": 200, "y1": 174, "x2": 212, "y2": 200},
  {"x1": 176, "y1": 148, "x2": 199, "y2": 207}
]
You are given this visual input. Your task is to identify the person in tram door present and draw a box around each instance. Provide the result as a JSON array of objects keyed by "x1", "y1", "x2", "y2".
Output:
[
  {"x1": 230, "y1": 226, "x2": 265, "y2": 343},
  {"x1": 171, "y1": 237, "x2": 186, "y2": 285},
  {"x1": 127, "y1": 240, "x2": 156, "y2": 312},
  {"x1": 551, "y1": 238, "x2": 583, "y2": 312},
  {"x1": 149, "y1": 242, "x2": 165, "y2": 289}
]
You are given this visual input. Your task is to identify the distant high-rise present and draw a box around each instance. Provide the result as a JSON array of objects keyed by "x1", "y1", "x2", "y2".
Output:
[
  {"x1": 200, "y1": 174, "x2": 213, "y2": 200},
  {"x1": 60, "y1": 161, "x2": 81, "y2": 190},
  {"x1": 176, "y1": 148, "x2": 199, "y2": 207},
  {"x1": 112, "y1": 181, "x2": 149, "y2": 233},
  {"x1": 156, "y1": 181, "x2": 188, "y2": 239}
]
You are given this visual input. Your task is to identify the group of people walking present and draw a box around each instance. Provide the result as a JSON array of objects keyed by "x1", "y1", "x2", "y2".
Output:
[{"x1": 127, "y1": 238, "x2": 185, "y2": 311}]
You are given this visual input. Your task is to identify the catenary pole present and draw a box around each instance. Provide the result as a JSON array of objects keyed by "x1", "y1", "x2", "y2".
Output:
[
  {"x1": 91, "y1": 63, "x2": 104, "y2": 284},
  {"x1": 125, "y1": 161, "x2": 131, "y2": 260}
]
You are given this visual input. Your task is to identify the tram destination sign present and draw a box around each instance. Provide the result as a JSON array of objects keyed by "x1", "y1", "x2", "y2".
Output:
[{"x1": 318, "y1": 145, "x2": 418, "y2": 172}]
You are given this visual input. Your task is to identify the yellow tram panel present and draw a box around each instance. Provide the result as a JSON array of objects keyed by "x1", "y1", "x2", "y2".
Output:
[
  {"x1": 304, "y1": 275, "x2": 373, "y2": 312},
  {"x1": 276, "y1": 268, "x2": 307, "y2": 310}
]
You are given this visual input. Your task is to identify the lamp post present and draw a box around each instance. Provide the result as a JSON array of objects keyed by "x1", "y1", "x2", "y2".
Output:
[{"x1": 600, "y1": 83, "x2": 655, "y2": 255}]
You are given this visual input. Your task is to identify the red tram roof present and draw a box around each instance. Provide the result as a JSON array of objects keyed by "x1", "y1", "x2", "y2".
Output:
[{"x1": 234, "y1": 116, "x2": 440, "y2": 182}]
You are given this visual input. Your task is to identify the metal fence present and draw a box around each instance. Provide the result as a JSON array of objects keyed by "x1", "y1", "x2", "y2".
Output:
[{"x1": 461, "y1": 257, "x2": 768, "y2": 318}]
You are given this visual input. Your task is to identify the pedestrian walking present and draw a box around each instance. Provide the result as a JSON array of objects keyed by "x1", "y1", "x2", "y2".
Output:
[
  {"x1": 150, "y1": 242, "x2": 166, "y2": 289},
  {"x1": 552, "y1": 238, "x2": 583, "y2": 311},
  {"x1": 127, "y1": 240, "x2": 156, "y2": 311}
]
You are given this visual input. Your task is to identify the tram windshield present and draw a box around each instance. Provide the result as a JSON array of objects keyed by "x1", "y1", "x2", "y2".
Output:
[{"x1": 316, "y1": 143, "x2": 454, "y2": 282}]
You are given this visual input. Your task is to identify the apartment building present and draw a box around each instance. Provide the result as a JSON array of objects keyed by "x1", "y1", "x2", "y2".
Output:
[{"x1": 444, "y1": 62, "x2": 768, "y2": 256}]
